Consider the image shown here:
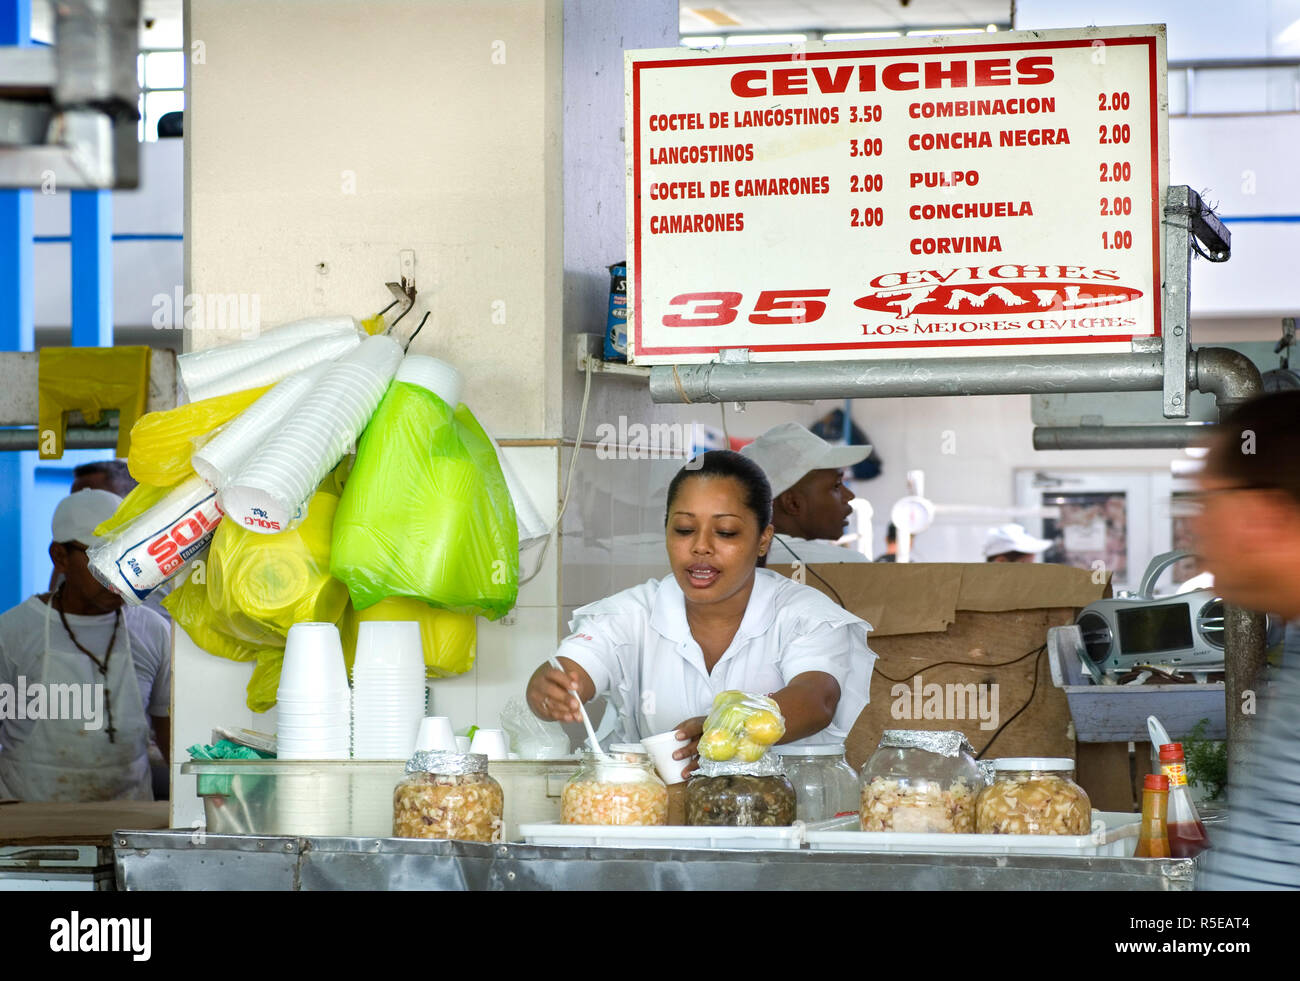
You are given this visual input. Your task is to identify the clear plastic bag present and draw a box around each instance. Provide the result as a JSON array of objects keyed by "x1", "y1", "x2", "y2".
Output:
[
  {"x1": 128, "y1": 385, "x2": 271, "y2": 486},
  {"x1": 500, "y1": 696, "x2": 570, "y2": 759},
  {"x1": 330, "y1": 378, "x2": 519, "y2": 619},
  {"x1": 698, "y1": 690, "x2": 786, "y2": 765}
]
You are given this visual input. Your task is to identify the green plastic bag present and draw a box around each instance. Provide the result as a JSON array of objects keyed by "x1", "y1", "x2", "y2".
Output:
[{"x1": 330, "y1": 377, "x2": 519, "y2": 619}]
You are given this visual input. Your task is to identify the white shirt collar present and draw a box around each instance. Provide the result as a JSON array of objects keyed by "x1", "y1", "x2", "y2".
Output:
[{"x1": 648, "y1": 569, "x2": 780, "y2": 646}]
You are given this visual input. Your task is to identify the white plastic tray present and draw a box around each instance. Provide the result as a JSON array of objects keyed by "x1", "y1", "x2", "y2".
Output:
[
  {"x1": 803, "y1": 811, "x2": 1140, "y2": 857},
  {"x1": 519, "y1": 821, "x2": 806, "y2": 851}
]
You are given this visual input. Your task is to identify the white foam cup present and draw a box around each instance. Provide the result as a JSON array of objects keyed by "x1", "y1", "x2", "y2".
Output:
[
  {"x1": 277, "y1": 623, "x2": 348, "y2": 700},
  {"x1": 469, "y1": 728, "x2": 509, "y2": 761},
  {"x1": 641, "y1": 729, "x2": 692, "y2": 785},
  {"x1": 414, "y1": 716, "x2": 457, "y2": 752}
]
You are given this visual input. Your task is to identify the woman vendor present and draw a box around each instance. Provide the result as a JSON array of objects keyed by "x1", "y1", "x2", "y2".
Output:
[{"x1": 526, "y1": 450, "x2": 876, "y2": 779}]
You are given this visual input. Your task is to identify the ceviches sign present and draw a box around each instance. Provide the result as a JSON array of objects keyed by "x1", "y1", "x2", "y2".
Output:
[{"x1": 626, "y1": 25, "x2": 1168, "y2": 363}]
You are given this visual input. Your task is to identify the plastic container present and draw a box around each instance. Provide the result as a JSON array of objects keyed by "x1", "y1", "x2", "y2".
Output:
[
  {"x1": 561, "y1": 749, "x2": 667, "y2": 826},
  {"x1": 519, "y1": 821, "x2": 806, "y2": 851},
  {"x1": 1158, "y1": 743, "x2": 1211, "y2": 858},
  {"x1": 859, "y1": 730, "x2": 985, "y2": 833},
  {"x1": 392, "y1": 751, "x2": 504, "y2": 842},
  {"x1": 772, "y1": 744, "x2": 859, "y2": 823},
  {"x1": 685, "y1": 772, "x2": 797, "y2": 827},
  {"x1": 804, "y1": 811, "x2": 1141, "y2": 857},
  {"x1": 975, "y1": 758, "x2": 1092, "y2": 835}
]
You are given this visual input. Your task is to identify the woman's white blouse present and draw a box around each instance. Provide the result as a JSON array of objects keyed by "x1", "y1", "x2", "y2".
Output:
[{"x1": 556, "y1": 568, "x2": 877, "y2": 746}]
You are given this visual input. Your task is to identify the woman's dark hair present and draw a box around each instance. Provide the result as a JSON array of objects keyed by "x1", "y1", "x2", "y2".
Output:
[
  {"x1": 664, "y1": 450, "x2": 773, "y2": 530},
  {"x1": 1211, "y1": 391, "x2": 1300, "y2": 507}
]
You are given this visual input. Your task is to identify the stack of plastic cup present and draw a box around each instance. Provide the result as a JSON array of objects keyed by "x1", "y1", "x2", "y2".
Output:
[
  {"x1": 350, "y1": 621, "x2": 426, "y2": 759},
  {"x1": 276, "y1": 622, "x2": 351, "y2": 760},
  {"x1": 185, "y1": 331, "x2": 362, "y2": 403},
  {"x1": 178, "y1": 316, "x2": 360, "y2": 400},
  {"x1": 220, "y1": 334, "x2": 402, "y2": 533},
  {"x1": 191, "y1": 361, "x2": 331, "y2": 490}
]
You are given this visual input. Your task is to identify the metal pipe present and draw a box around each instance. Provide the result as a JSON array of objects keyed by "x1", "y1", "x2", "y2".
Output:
[
  {"x1": 649, "y1": 351, "x2": 1168, "y2": 404},
  {"x1": 1032, "y1": 424, "x2": 1212, "y2": 450},
  {"x1": 0, "y1": 426, "x2": 118, "y2": 451},
  {"x1": 1191, "y1": 346, "x2": 1263, "y2": 411}
]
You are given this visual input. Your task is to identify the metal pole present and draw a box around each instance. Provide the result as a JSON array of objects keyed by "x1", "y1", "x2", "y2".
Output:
[
  {"x1": 0, "y1": 0, "x2": 32, "y2": 612},
  {"x1": 71, "y1": 189, "x2": 114, "y2": 347},
  {"x1": 1032, "y1": 424, "x2": 1211, "y2": 450}
]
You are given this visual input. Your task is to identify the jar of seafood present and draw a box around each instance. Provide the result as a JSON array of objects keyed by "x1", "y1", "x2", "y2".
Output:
[
  {"x1": 392, "y1": 751, "x2": 503, "y2": 842},
  {"x1": 859, "y1": 731, "x2": 985, "y2": 833},
  {"x1": 561, "y1": 749, "x2": 668, "y2": 826},
  {"x1": 975, "y1": 758, "x2": 1092, "y2": 835}
]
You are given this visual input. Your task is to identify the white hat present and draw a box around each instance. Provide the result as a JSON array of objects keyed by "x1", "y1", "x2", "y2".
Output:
[
  {"x1": 983, "y1": 523, "x2": 1052, "y2": 558},
  {"x1": 51, "y1": 489, "x2": 123, "y2": 547},
  {"x1": 740, "y1": 423, "x2": 871, "y2": 497}
]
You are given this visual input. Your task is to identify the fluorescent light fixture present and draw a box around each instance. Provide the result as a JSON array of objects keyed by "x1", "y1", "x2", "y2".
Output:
[
  {"x1": 726, "y1": 33, "x2": 809, "y2": 46},
  {"x1": 906, "y1": 28, "x2": 989, "y2": 37},
  {"x1": 685, "y1": 7, "x2": 742, "y2": 27},
  {"x1": 824, "y1": 31, "x2": 904, "y2": 41},
  {"x1": 987, "y1": 24, "x2": 998, "y2": 32},
  {"x1": 1183, "y1": 445, "x2": 1211, "y2": 460},
  {"x1": 682, "y1": 35, "x2": 725, "y2": 48}
]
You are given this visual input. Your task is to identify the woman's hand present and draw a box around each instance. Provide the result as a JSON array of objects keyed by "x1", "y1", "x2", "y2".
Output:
[
  {"x1": 671, "y1": 716, "x2": 707, "y2": 779},
  {"x1": 526, "y1": 659, "x2": 591, "y2": 724}
]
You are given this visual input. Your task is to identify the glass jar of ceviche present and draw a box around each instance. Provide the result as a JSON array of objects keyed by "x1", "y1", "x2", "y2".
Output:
[
  {"x1": 562, "y1": 749, "x2": 668, "y2": 826},
  {"x1": 859, "y1": 730, "x2": 985, "y2": 833},
  {"x1": 975, "y1": 758, "x2": 1092, "y2": 835},
  {"x1": 685, "y1": 773, "x2": 797, "y2": 826},
  {"x1": 393, "y1": 751, "x2": 504, "y2": 842}
]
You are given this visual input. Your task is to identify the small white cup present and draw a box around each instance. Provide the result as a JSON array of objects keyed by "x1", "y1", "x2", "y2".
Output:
[
  {"x1": 455, "y1": 736, "x2": 471, "y2": 753},
  {"x1": 469, "y1": 728, "x2": 508, "y2": 760},
  {"x1": 414, "y1": 716, "x2": 457, "y2": 752},
  {"x1": 641, "y1": 729, "x2": 692, "y2": 785},
  {"x1": 278, "y1": 623, "x2": 348, "y2": 700}
]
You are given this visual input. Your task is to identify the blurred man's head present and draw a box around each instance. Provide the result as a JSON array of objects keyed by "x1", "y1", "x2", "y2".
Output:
[
  {"x1": 741, "y1": 423, "x2": 870, "y2": 541},
  {"x1": 71, "y1": 460, "x2": 135, "y2": 497},
  {"x1": 983, "y1": 523, "x2": 1051, "y2": 563},
  {"x1": 49, "y1": 490, "x2": 123, "y2": 615},
  {"x1": 1195, "y1": 392, "x2": 1300, "y2": 620}
]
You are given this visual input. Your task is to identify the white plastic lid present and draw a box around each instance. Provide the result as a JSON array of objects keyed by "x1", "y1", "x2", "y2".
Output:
[
  {"x1": 396, "y1": 355, "x2": 463, "y2": 407},
  {"x1": 771, "y1": 744, "x2": 846, "y2": 757},
  {"x1": 608, "y1": 743, "x2": 645, "y2": 754},
  {"x1": 991, "y1": 757, "x2": 1076, "y2": 771}
]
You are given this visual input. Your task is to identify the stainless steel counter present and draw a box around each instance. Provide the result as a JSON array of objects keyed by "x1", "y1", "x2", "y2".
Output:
[{"x1": 113, "y1": 831, "x2": 1196, "y2": 891}]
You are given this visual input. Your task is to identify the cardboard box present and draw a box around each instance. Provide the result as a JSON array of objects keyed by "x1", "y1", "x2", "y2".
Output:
[{"x1": 769, "y1": 562, "x2": 1118, "y2": 801}]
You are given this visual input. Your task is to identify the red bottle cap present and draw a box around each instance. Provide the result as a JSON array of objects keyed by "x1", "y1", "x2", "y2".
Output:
[
  {"x1": 1144, "y1": 774, "x2": 1169, "y2": 791},
  {"x1": 1159, "y1": 743, "x2": 1184, "y2": 762}
]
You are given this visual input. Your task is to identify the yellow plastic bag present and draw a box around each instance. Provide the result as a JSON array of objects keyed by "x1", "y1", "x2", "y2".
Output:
[
  {"x1": 342, "y1": 596, "x2": 477, "y2": 679},
  {"x1": 163, "y1": 576, "x2": 267, "y2": 664},
  {"x1": 206, "y1": 488, "x2": 349, "y2": 643},
  {"x1": 38, "y1": 346, "x2": 150, "y2": 459},
  {"x1": 247, "y1": 651, "x2": 285, "y2": 714},
  {"x1": 127, "y1": 384, "x2": 270, "y2": 487}
]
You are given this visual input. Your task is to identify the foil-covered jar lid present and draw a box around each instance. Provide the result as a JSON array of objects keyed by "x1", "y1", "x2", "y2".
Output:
[
  {"x1": 878, "y1": 730, "x2": 977, "y2": 759},
  {"x1": 405, "y1": 751, "x2": 489, "y2": 775},
  {"x1": 696, "y1": 752, "x2": 786, "y2": 779}
]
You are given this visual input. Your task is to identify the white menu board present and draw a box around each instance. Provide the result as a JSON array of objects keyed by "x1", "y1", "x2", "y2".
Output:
[{"x1": 626, "y1": 25, "x2": 1168, "y2": 365}]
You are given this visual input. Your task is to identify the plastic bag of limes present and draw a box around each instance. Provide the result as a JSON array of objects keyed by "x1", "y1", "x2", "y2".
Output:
[{"x1": 697, "y1": 690, "x2": 786, "y2": 764}]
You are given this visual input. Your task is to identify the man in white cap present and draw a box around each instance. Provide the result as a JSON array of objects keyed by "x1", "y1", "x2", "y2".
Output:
[
  {"x1": 983, "y1": 523, "x2": 1053, "y2": 563},
  {"x1": 0, "y1": 490, "x2": 171, "y2": 801},
  {"x1": 741, "y1": 422, "x2": 872, "y2": 564}
]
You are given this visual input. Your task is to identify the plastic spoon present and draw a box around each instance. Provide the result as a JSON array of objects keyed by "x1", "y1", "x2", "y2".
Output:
[{"x1": 548, "y1": 656, "x2": 609, "y2": 759}]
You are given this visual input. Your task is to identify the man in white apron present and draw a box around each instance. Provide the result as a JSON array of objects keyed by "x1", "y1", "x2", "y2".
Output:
[{"x1": 0, "y1": 490, "x2": 172, "y2": 801}]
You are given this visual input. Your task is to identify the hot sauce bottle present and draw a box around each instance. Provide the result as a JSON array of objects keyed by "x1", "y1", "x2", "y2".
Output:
[
  {"x1": 1159, "y1": 743, "x2": 1211, "y2": 858},
  {"x1": 1134, "y1": 774, "x2": 1171, "y2": 859}
]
